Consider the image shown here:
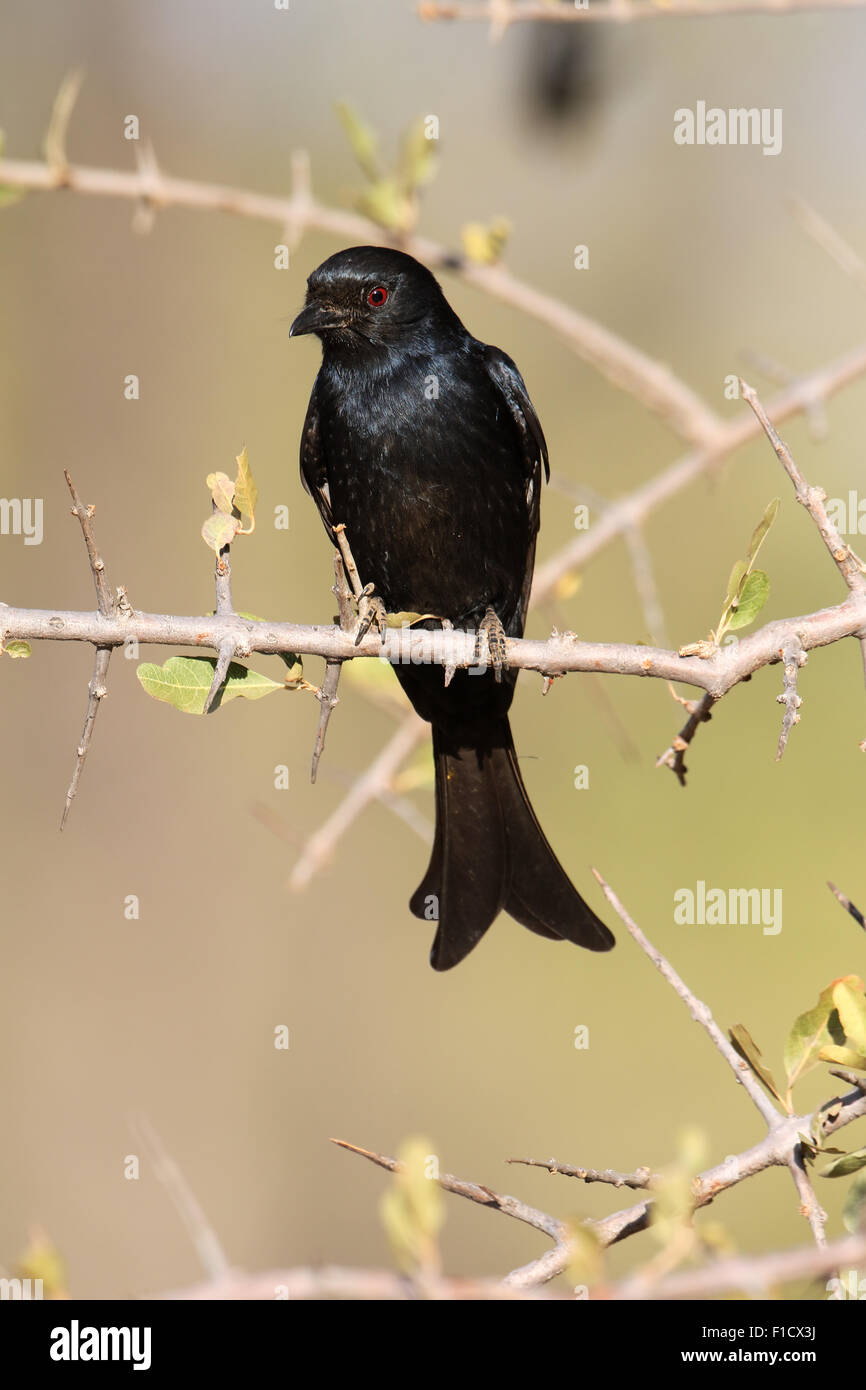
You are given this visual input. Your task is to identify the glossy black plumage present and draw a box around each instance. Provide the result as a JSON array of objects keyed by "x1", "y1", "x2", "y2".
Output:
[{"x1": 291, "y1": 246, "x2": 614, "y2": 969}]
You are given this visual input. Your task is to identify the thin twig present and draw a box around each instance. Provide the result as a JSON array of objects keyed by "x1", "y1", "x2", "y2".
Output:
[
  {"x1": 506, "y1": 1157, "x2": 655, "y2": 1190},
  {"x1": 828, "y1": 1067, "x2": 866, "y2": 1090},
  {"x1": 203, "y1": 639, "x2": 237, "y2": 716},
  {"x1": 59, "y1": 471, "x2": 117, "y2": 828},
  {"x1": 64, "y1": 471, "x2": 114, "y2": 617},
  {"x1": 790, "y1": 197, "x2": 866, "y2": 294},
  {"x1": 788, "y1": 1148, "x2": 828, "y2": 1247},
  {"x1": 311, "y1": 661, "x2": 342, "y2": 784},
  {"x1": 42, "y1": 69, "x2": 84, "y2": 178},
  {"x1": 60, "y1": 646, "x2": 111, "y2": 830},
  {"x1": 625, "y1": 524, "x2": 667, "y2": 647},
  {"x1": 656, "y1": 689, "x2": 715, "y2": 786},
  {"x1": 591, "y1": 869, "x2": 783, "y2": 1128},
  {"x1": 213, "y1": 520, "x2": 235, "y2": 618},
  {"x1": 740, "y1": 379, "x2": 866, "y2": 594},
  {"x1": 290, "y1": 713, "x2": 428, "y2": 890},
  {"x1": 130, "y1": 1114, "x2": 232, "y2": 1283},
  {"x1": 827, "y1": 880, "x2": 866, "y2": 930},
  {"x1": 331, "y1": 1139, "x2": 567, "y2": 1245},
  {"x1": 740, "y1": 347, "x2": 827, "y2": 441},
  {"x1": 309, "y1": 554, "x2": 355, "y2": 782},
  {"x1": 776, "y1": 634, "x2": 806, "y2": 760}
]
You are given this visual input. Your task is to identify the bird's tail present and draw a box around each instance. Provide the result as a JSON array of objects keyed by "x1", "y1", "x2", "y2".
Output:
[{"x1": 409, "y1": 717, "x2": 615, "y2": 970}]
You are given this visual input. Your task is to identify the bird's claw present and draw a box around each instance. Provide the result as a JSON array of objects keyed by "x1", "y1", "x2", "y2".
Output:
[
  {"x1": 355, "y1": 583, "x2": 388, "y2": 646},
  {"x1": 475, "y1": 606, "x2": 507, "y2": 683}
]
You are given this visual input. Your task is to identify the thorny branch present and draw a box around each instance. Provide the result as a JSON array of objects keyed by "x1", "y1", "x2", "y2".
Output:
[
  {"x1": 157, "y1": 1230, "x2": 866, "y2": 1300},
  {"x1": 5, "y1": 378, "x2": 865, "y2": 833},
  {"x1": 323, "y1": 874, "x2": 866, "y2": 1295},
  {"x1": 418, "y1": 0, "x2": 866, "y2": 27}
]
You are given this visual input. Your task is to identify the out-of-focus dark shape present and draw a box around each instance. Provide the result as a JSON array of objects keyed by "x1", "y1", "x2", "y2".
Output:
[{"x1": 521, "y1": 12, "x2": 602, "y2": 126}]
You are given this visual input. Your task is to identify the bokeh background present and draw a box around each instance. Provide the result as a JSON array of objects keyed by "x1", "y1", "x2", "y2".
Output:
[{"x1": 1, "y1": 0, "x2": 865, "y2": 1298}]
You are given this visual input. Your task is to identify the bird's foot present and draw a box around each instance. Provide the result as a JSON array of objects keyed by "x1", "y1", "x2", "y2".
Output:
[
  {"x1": 475, "y1": 606, "x2": 507, "y2": 683},
  {"x1": 355, "y1": 583, "x2": 388, "y2": 646}
]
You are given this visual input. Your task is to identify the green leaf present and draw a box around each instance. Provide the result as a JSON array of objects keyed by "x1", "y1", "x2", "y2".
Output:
[
  {"x1": 843, "y1": 1172, "x2": 866, "y2": 1233},
  {"x1": 233, "y1": 447, "x2": 258, "y2": 530},
  {"x1": 335, "y1": 102, "x2": 381, "y2": 182},
  {"x1": 206, "y1": 470, "x2": 235, "y2": 513},
  {"x1": 723, "y1": 558, "x2": 748, "y2": 608},
  {"x1": 201, "y1": 512, "x2": 240, "y2": 554},
  {"x1": 746, "y1": 497, "x2": 780, "y2": 566},
  {"x1": 137, "y1": 656, "x2": 284, "y2": 715},
  {"x1": 834, "y1": 979, "x2": 866, "y2": 1054},
  {"x1": 784, "y1": 983, "x2": 846, "y2": 1092},
  {"x1": 729, "y1": 1024, "x2": 785, "y2": 1106},
  {"x1": 818, "y1": 1044, "x2": 866, "y2": 1070},
  {"x1": 380, "y1": 1137, "x2": 444, "y2": 1277},
  {"x1": 1, "y1": 639, "x2": 31, "y2": 658},
  {"x1": 726, "y1": 570, "x2": 770, "y2": 631},
  {"x1": 820, "y1": 1147, "x2": 866, "y2": 1179}
]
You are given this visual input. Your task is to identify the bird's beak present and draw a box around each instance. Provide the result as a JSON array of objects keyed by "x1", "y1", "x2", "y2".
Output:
[{"x1": 289, "y1": 301, "x2": 348, "y2": 338}]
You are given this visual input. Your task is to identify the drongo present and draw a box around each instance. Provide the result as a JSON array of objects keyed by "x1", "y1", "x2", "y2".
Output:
[{"x1": 291, "y1": 246, "x2": 614, "y2": 970}]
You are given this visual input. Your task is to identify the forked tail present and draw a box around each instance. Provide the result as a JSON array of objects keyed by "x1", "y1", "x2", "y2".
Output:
[{"x1": 409, "y1": 718, "x2": 615, "y2": 970}]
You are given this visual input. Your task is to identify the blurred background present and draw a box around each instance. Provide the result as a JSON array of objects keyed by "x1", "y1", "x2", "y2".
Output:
[{"x1": 1, "y1": 0, "x2": 865, "y2": 1298}]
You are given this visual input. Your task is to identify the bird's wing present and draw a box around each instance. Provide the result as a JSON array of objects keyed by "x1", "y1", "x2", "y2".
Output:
[
  {"x1": 299, "y1": 377, "x2": 335, "y2": 540},
  {"x1": 481, "y1": 345, "x2": 550, "y2": 486},
  {"x1": 482, "y1": 345, "x2": 548, "y2": 629}
]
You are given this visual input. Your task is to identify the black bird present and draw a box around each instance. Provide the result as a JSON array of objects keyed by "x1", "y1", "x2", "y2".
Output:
[{"x1": 291, "y1": 246, "x2": 614, "y2": 970}]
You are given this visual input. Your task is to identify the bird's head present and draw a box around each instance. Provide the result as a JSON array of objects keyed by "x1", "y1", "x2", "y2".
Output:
[{"x1": 289, "y1": 246, "x2": 462, "y2": 353}]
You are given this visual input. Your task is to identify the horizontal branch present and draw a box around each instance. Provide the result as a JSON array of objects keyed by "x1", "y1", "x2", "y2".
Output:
[
  {"x1": 159, "y1": 1266, "x2": 566, "y2": 1300},
  {"x1": 159, "y1": 1227, "x2": 866, "y2": 1299},
  {"x1": 419, "y1": 0, "x2": 866, "y2": 22},
  {"x1": 4, "y1": 593, "x2": 864, "y2": 699}
]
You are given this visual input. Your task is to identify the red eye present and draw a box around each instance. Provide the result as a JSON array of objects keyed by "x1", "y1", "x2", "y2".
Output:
[{"x1": 367, "y1": 285, "x2": 388, "y2": 307}]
